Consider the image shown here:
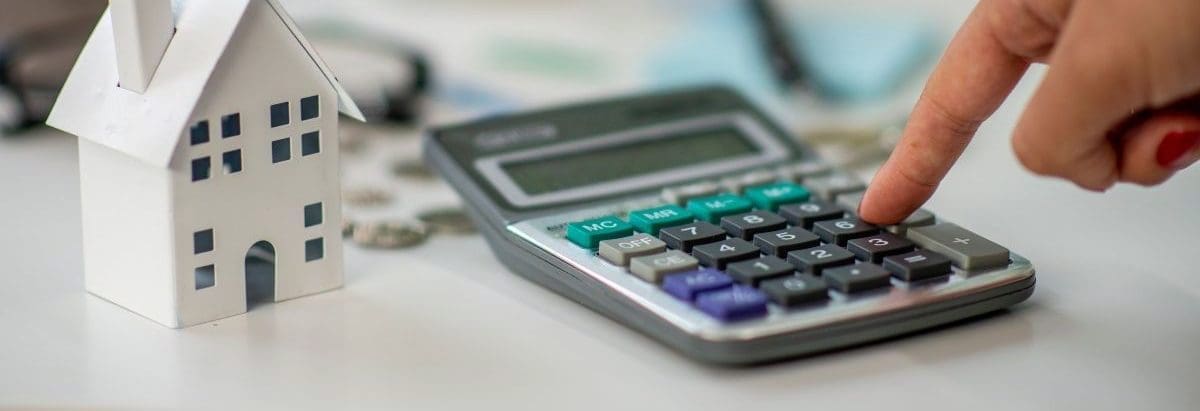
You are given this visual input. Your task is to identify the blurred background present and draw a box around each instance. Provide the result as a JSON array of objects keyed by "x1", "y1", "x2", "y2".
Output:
[{"x1": 0, "y1": 0, "x2": 965, "y2": 246}]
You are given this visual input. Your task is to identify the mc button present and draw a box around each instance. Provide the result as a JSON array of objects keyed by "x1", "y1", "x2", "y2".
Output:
[{"x1": 566, "y1": 215, "x2": 633, "y2": 249}]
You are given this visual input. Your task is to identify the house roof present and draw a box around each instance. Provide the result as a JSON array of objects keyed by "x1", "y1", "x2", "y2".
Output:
[{"x1": 47, "y1": 0, "x2": 364, "y2": 168}]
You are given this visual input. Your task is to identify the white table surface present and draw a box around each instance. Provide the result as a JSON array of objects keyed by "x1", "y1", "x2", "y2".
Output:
[{"x1": 3, "y1": 1, "x2": 1199, "y2": 409}]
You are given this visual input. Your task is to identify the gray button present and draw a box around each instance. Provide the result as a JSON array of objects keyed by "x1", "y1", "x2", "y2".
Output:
[
  {"x1": 721, "y1": 169, "x2": 778, "y2": 193},
  {"x1": 777, "y1": 161, "x2": 831, "y2": 182},
  {"x1": 907, "y1": 223, "x2": 1009, "y2": 270},
  {"x1": 885, "y1": 209, "x2": 936, "y2": 235},
  {"x1": 835, "y1": 191, "x2": 865, "y2": 215},
  {"x1": 629, "y1": 250, "x2": 699, "y2": 283},
  {"x1": 804, "y1": 172, "x2": 866, "y2": 200},
  {"x1": 598, "y1": 233, "x2": 667, "y2": 266},
  {"x1": 661, "y1": 181, "x2": 720, "y2": 205}
]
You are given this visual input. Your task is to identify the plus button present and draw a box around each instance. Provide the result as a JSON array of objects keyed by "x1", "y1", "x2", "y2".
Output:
[{"x1": 953, "y1": 237, "x2": 971, "y2": 245}]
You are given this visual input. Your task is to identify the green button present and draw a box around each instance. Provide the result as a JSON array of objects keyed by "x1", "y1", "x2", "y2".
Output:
[
  {"x1": 628, "y1": 205, "x2": 695, "y2": 235},
  {"x1": 566, "y1": 215, "x2": 634, "y2": 249},
  {"x1": 744, "y1": 182, "x2": 811, "y2": 211},
  {"x1": 686, "y1": 194, "x2": 753, "y2": 223}
]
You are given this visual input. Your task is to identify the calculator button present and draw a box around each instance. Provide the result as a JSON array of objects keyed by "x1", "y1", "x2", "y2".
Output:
[
  {"x1": 823, "y1": 264, "x2": 892, "y2": 293},
  {"x1": 778, "y1": 200, "x2": 845, "y2": 229},
  {"x1": 720, "y1": 210, "x2": 787, "y2": 240},
  {"x1": 803, "y1": 172, "x2": 866, "y2": 200},
  {"x1": 629, "y1": 250, "x2": 699, "y2": 283},
  {"x1": 566, "y1": 215, "x2": 634, "y2": 249},
  {"x1": 906, "y1": 223, "x2": 1010, "y2": 270},
  {"x1": 753, "y1": 227, "x2": 821, "y2": 258},
  {"x1": 835, "y1": 191, "x2": 865, "y2": 215},
  {"x1": 883, "y1": 250, "x2": 952, "y2": 282},
  {"x1": 743, "y1": 182, "x2": 811, "y2": 211},
  {"x1": 659, "y1": 221, "x2": 726, "y2": 252},
  {"x1": 722, "y1": 170, "x2": 778, "y2": 193},
  {"x1": 885, "y1": 209, "x2": 936, "y2": 235},
  {"x1": 661, "y1": 181, "x2": 720, "y2": 205},
  {"x1": 691, "y1": 238, "x2": 760, "y2": 270},
  {"x1": 598, "y1": 233, "x2": 667, "y2": 266},
  {"x1": 686, "y1": 194, "x2": 754, "y2": 223},
  {"x1": 662, "y1": 268, "x2": 733, "y2": 301},
  {"x1": 726, "y1": 256, "x2": 795, "y2": 286},
  {"x1": 777, "y1": 161, "x2": 831, "y2": 182},
  {"x1": 845, "y1": 232, "x2": 915, "y2": 263},
  {"x1": 760, "y1": 274, "x2": 828, "y2": 306},
  {"x1": 695, "y1": 285, "x2": 768, "y2": 321},
  {"x1": 628, "y1": 204, "x2": 694, "y2": 235},
  {"x1": 787, "y1": 244, "x2": 856, "y2": 275},
  {"x1": 812, "y1": 218, "x2": 879, "y2": 246}
]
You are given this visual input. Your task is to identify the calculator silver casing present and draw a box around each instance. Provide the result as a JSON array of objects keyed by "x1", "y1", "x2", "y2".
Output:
[{"x1": 424, "y1": 86, "x2": 1035, "y2": 365}]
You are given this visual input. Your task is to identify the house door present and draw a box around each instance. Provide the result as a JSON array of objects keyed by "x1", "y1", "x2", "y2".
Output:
[{"x1": 244, "y1": 241, "x2": 276, "y2": 307}]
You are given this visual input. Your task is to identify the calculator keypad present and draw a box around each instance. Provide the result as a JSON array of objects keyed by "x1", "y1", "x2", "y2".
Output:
[{"x1": 559, "y1": 178, "x2": 1004, "y2": 323}]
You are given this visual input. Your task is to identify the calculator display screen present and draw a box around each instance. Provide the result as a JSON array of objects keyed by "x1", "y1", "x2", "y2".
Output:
[{"x1": 500, "y1": 127, "x2": 758, "y2": 196}]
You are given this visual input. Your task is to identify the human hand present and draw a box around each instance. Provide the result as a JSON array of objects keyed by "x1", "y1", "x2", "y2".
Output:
[{"x1": 858, "y1": 0, "x2": 1200, "y2": 224}]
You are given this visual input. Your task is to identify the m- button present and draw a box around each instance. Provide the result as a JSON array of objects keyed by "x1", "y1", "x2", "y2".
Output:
[{"x1": 598, "y1": 233, "x2": 667, "y2": 266}]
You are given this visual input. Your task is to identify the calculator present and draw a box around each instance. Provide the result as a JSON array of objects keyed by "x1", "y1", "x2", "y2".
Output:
[{"x1": 424, "y1": 86, "x2": 1034, "y2": 364}]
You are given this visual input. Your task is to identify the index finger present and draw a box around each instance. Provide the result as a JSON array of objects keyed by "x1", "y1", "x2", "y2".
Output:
[{"x1": 857, "y1": 0, "x2": 1047, "y2": 224}]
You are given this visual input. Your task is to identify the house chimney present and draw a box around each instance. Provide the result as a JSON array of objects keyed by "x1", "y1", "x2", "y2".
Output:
[{"x1": 110, "y1": 0, "x2": 175, "y2": 93}]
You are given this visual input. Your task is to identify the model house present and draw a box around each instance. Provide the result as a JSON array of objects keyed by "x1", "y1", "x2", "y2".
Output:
[{"x1": 47, "y1": 0, "x2": 364, "y2": 328}]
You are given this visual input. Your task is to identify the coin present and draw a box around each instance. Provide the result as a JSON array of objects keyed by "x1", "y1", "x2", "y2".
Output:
[
  {"x1": 417, "y1": 207, "x2": 476, "y2": 235},
  {"x1": 342, "y1": 188, "x2": 393, "y2": 207},
  {"x1": 351, "y1": 220, "x2": 429, "y2": 249}
]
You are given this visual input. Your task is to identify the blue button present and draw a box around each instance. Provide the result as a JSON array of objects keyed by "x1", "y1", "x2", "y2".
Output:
[
  {"x1": 695, "y1": 284, "x2": 768, "y2": 321},
  {"x1": 662, "y1": 268, "x2": 733, "y2": 301}
]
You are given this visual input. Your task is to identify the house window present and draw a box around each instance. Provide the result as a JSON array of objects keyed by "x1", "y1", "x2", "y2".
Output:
[
  {"x1": 190, "y1": 120, "x2": 209, "y2": 145},
  {"x1": 270, "y1": 102, "x2": 289, "y2": 127},
  {"x1": 300, "y1": 95, "x2": 319, "y2": 120},
  {"x1": 223, "y1": 149, "x2": 242, "y2": 174},
  {"x1": 195, "y1": 264, "x2": 215, "y2": 290},
  {"x1": 304, "y1": 202, "x2": 322, "y2": 227},
  {"x1": 191, "y1": 157, "x2": 211, "y2": 181},
  {"x1": 305, "y1": 237, "x2": 324, "y2": 262},
  {"x1": 301, "y1": 131, "x2": 320, "y2": 156},
  {"x1": 194, "y1": 229, "x2": 214, "y2": 254},
  {"x1": 271, "y1": 138, "x2": 290, "y2": 163},
  {"x1": 221, "y1": 113, "x2": 241, "y2": 138}
]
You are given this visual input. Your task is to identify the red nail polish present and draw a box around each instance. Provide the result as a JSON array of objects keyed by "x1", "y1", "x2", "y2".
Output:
[{"x1": 1156, "y1": 131, "x2": 1200, "y2": 169}]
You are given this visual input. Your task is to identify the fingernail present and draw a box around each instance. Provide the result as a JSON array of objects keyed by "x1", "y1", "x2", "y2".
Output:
[{"x1": 1157, "y1": 131, "x2": 1200, "y2": 169}]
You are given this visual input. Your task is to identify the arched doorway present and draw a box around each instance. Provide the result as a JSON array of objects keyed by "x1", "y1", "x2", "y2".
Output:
[{"x1": 244, "y1": 241, "x2": 276, "y2": 308}]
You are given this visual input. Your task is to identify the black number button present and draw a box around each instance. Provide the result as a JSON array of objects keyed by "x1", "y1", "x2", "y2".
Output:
[
  {"x1": 846, "y1": 232, "x2": 915, "y2": 263},
  {"x1": 812, "y1": 218, "x2": 879, "y2": 246},
  {"x1": 752, "y1": 227, "x2": 820, "y2": 258},
  {"x1": 726, "y1": 256, "x2": 795, "y2": 286},
  {"x1": 823, "y1": 263, "x2": 892, "y2": 293},
  {"x1": 658, "y1": 222, "x2": 725, "y2": 252},
  {"x1": 760, "y1": 274, "x2": 828, "y2": 306},
  {"x1": 883, "y1": 250, "x2": 952, "y2": 282},
  {"x1": 720, "y1": 211, "x2": 787, "y2": 240},
  {"x1": 692, "y1": 238, "x2": 760, "y2": 270},
  {"x1": 779, "y1": 200, "x2": 844, "y2": 229},
  {"x1": 786, "y1": 244, "x2": 855, "y2": 275}
]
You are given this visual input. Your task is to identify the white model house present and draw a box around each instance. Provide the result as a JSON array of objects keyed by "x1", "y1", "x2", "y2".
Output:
[{"x1": 47, "y1": 0, "x2": 364, "y2": 328}]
